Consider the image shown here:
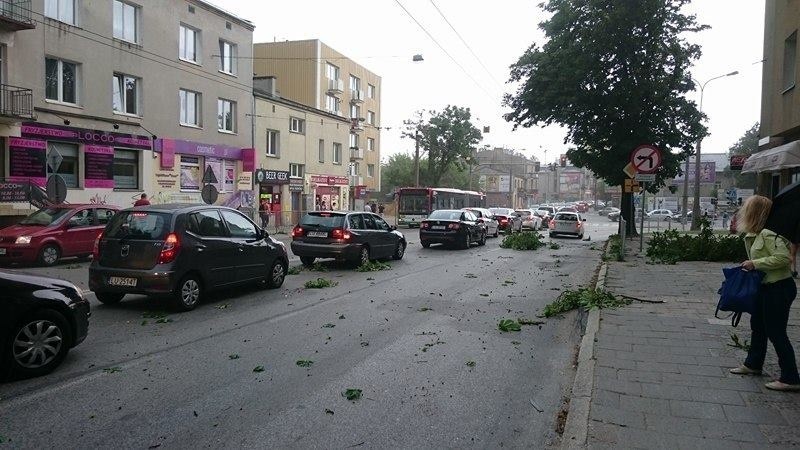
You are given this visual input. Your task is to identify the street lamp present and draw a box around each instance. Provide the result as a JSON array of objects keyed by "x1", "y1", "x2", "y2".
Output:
[{"x1": 686, "y1": 70, "x2": 739, "y2": 230}]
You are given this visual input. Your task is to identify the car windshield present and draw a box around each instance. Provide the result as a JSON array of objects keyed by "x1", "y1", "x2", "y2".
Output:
[
  {"x1": 399, "y1": 194, "x2": 428, "y2": 214},
  {"x1": 429, "y1": 210, "x2": 462, "y2": 220},
  {"x1": 515, "y1": 210, "x2": 532, "y2": 217},
  {"x1": 489, "y1": 208, "x2": 513, "y2": 215},
  {"x1": 19, "y1": 208, "x2": 72, "y2": 226},
  {"x1": 105, "y1": 211, "x2": 171, "y2": 240},
  {"x1": 555, "y1": 213, "x2": 578, "y2": 221},
  {"x1": 301, "y1": 212, "x2": 346, "y2": 228}
]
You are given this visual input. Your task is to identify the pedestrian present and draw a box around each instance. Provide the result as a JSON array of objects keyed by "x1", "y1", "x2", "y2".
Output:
[
  {"x1": 364, "y1": 202, "x2": 372, "y2": 212},
  {"x1": 730, "y1": 195, "x2": 800, "y2": 391},
  {"x1": 259, "y1": 200, "x2": 271, "y2": 229},
  {"x1": 370, "y1": 202, "x2": 377, "y2": 213},
  {"x1": 378, "y1": 203, "x2": 385, "y2": 216},
  {"x1": 722, "y1": 211, "x2": 729, "y2": 229},
  {"x1": 134, "y1": 193, "x2": 150, "y2": 206}
]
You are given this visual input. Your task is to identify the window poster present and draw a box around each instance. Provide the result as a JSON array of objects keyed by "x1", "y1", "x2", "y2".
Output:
[
  {"x1": 84, "y1": 145, "x2": 115, "y2": 188},
  {"x1": 8, "y1": 137, "x2": 47, "y2": 186}
]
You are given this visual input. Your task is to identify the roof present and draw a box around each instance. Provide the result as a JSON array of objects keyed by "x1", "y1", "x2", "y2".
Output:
[{"x1": 191, "y1": 0, "x2": 255, "y2": 30}]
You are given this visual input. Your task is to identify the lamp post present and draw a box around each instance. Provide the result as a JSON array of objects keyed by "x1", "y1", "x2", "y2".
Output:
[{"x1": 689, "y1": 71, "x2": 739, "y2": 230}]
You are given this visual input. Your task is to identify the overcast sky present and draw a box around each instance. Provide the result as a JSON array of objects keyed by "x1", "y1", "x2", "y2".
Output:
[{"x1": 214, "y1": 0, "x2": 765, "y2": 167}]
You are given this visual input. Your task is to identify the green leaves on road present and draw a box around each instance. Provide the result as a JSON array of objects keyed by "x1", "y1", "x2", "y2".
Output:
[
  {"x1": 518, "y1": 318, "x2": 545, "y2": 326},
  {"x1": 296, "y1": 360, "x2": 314, "y2": 368},
  {"x1": 342, "y1": 388, "x2": 362, "y2": 401},
  {"x1": 498, "y1": 319, "x2": 522, "y2": 332},
  {"x1": 356, "y1": 260, "x2": 391, "y2": 272},
  {"x1": 228, "y1": 354, "x2": 240, "y2": 360},
  {"x1": 542, "y1": 288, "x2": 630, "y2": 317},
  {"x1": 465, "y1": 360, "x2": 476, "y2": 367},
  {"x1": 103, "y1": 367, "x2": 122, "y2": 374},
  {"x1": 417, "y1": 307, "x2": 433, "y2": 312},
  {"x1": 253, "y1": 366, "x2": 265, "y2": 373},
  {"x1": 464, "y1": 273, "x2": 478, "y2": 279},
  {"x1": 305, "y1": 278, "x2": 338, "y2": 289},
  {"x1": 321, "y1": 323, "x2": 336, "y2": 328},
  {"x1": 549, "y1": 242, "x2": 561, "y2": 250},
  {"x1": 500, "y1": 232, "x2": 546, "y2": 250},
  {"x1": 287, "y1": 265, "x2": 303, "y2": 275},
  {"x1": 728, "y1": 333, "x2": 751, "y2": 351}
]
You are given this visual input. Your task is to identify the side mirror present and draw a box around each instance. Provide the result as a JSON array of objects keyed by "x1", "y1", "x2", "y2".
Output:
[
  {"x1": 391, "y1": 225, "x2": 397, "y2": 231},
  {"x1": 582, "y1": 218, "x2": 587, "y2": 222},
  {"x1": 258, "y1": 227, "x2": 268, "y2": 239}
]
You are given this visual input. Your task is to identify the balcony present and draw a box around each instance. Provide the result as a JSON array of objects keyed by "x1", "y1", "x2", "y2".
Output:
[
  {"x1": 0, "y1": 0, "x2": 35, "y2": 30},
  {"x1": 349, "y1": 175, "x2": 363, "y2": 187},
  {"x1": 327, "y1": 78, "x2": 344, "y2": 95},
  {"x1": 350, "y1": 147, "x2": 364, "y2": 160},
  {"x1": 350, "y1": 117, "x2": 365, "y2": 132},
  {"x1": 0, "y1": 84, "x2": 33, "y2": 121},
  {"x1": 350, "y1": 89, "x2": 364, "y2": 104}
]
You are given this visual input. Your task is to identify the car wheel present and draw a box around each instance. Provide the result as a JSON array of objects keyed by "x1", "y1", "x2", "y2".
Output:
[
  {"x1": 95, "y1": 293, "x2": 125, "y2": 304},
  {"x1": 493, "y1": 228, "x2": 499, "y2": 238},
  {"x1": 392, "y1": 241, "x2": 406, "y2": 260},
  {"x1": 300, "y1": 256, "x2": 315, "y2": 267},
  {"x1": 6, "y1": 309, "x2": 70, "y2": 379},
  {"x1": 173, "y1": 274, "x2": 202, "y2": 312},
  {"x1": 478, "y1": 231, "x2": 487, "y2": 246},
  {"x1": 549, "y1": 232, "x2": 556, "y2": 238},
  {"x1": 357, "y1": 246, "x2": 370, "y2": 266},
  {"x1": 266, "y1": 260, "x2": 286, "y2": 288},
  {"x1": 421, "y1": 241, "x2": 431, "y2": 248},
  {"x1": 38, "y1": 244, "x2": 61, "y2": 267},
  {"x1": 461, "y1": 232, "x2": 471, "y2": 250}
]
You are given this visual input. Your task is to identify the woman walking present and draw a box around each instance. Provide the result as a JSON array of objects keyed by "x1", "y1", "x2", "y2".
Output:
[{"x1": 730, "y1": 195, "x2": 800, "y2": 391}]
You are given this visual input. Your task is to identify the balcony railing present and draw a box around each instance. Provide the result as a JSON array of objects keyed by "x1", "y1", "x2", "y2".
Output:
[
  {"x1": 0, "y1": 84, "x2": 33, "y2": 118},
  {"x1": 349, "y1": 175, "x2": 363, "y2": 187},
  {"x1": 0, "y1": 0, "x2": 35, "y2": 30},
  {"x1": 350, "y1": 89, "x2": 364, "y2": 103},
  {"x1": 327, "y1": 78, "x2": 344, "y2": 94},
  {"x1": 350, "y1": 148, "x2": 364, "y2": 160}
]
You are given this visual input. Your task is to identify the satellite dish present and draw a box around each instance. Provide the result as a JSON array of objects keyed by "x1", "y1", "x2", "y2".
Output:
[
  {"x1": 201, "y1": 184, "x2": 219, "y2": 205},
  {"x1": 46, "y1": 175, "x2": 67, "y2": 204}
]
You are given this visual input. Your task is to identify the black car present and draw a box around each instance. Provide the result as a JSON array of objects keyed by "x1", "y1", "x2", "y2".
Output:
[
  {"x1": 89, "y1": 204, "x2": 289, "y2": 312},
  {"x1": 419, "y1": 209, "x2": 486, "y2": 249},
  {"x1": 291, "y1": 211, "x2": 406, "y2": 266},
  {"x1": 1, "y1": 270, "x2": 90, "y2": 380}
]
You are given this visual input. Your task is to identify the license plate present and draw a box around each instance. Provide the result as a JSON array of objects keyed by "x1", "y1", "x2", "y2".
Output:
[
  {"x1": 108, "y1": 277, "x2": 137, "y2": 287},
  {"x1": 308, "y1": 231, "x2": 328, "y2": 237},
  {"x1": 0, "y1": 248, "x2": 6, "y2": 255},
  {"x1": 432, "y1": 226, "x2": 446, "y2": 230}
]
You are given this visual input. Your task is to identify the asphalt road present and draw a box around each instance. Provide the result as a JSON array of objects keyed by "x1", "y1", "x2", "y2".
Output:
[{"x1": 0, "y1": 215, "x2": 617, "y2": 449}]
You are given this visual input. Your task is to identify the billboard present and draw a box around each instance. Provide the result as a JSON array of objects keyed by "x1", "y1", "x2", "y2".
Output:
[
  {"x1": 481, "y1": 175, "x2": 511, "y2": 192},
  {"x1": 672, "y1": 161, "x2": 715, "y2": 185}
]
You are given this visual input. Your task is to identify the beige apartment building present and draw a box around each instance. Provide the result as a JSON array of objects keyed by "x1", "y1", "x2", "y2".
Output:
[
  {"x1": 744, "y1": 0, "x2": 800, "y2": 196},
  {"x1": 252, "y1": 77, "x2": 351, "y2": 228},
  {"x1": 0, "y1": 0, "x2": 254, "y2": 222},
  {"x1": 252, "y1": 40, "x2": 382, "y2": 205}
]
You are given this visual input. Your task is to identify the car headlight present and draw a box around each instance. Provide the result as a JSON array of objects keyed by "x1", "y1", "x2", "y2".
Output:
[{"x1": 15, "y1": 236, "x2": 32, "y2": 244}]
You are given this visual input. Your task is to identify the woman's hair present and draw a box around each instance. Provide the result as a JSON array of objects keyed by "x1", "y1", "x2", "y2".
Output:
[{"x1": 737, "y1": 195, "x2": 772, "y2": 233}]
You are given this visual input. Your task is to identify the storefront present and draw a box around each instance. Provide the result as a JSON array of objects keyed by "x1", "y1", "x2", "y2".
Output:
[
  {"x1": 308, "y1": 174, "x2": 349, "y2": 212},
  {"x1": 254, "y1": 168, "x2": 289, "y2": 227}
]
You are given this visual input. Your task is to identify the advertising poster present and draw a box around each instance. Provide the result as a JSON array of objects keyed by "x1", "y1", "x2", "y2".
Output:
[
  {"x1": 672, "y1": 162, "x2": 716, "y2": 185},
  {"x1": 180, "y1": 157, "x2": 201, "y2": 190},
  {"x1": 8, "y1": 137, "x2": 47, "y2": 186},
  {"x1": 84, "y1": 145, "x2": 115, "y2": 188}
]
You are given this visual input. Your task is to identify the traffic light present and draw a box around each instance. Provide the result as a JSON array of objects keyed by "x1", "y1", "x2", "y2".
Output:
[{"x1": 560, "y1": 154, "x2": 567, "y2": 167}]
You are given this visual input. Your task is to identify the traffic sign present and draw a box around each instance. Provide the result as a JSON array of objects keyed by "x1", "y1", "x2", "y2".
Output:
[
  {"x1": 623, "y1": 162, "x2": 636, "y2": 179},
  {"x1": 635, "y1": 173, "x2": 656, "y2": 182},
  {"x1": 630, "y1": 145, "x2": 662, "y2": 174},
  {"x1": 47, "y1": 148, "x2": 63, "y2": 172}
]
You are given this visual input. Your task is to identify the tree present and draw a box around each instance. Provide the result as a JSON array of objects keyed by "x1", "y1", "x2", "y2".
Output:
[
  {"x1": 380, "y1": 153, "x2": 478, "y2": 194},
  {"x1": 504, "y1": 0, "x2": 707, "y2": 234},
  {"x1": 725, "y1": 122, "x2": 758, "y2": 188},
  {"x1": 416, "y1": 106, "x2": 482, "y2": 187}
]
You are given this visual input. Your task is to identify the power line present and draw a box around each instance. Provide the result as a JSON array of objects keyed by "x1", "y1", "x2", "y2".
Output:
[
  {"x1": 428, "y1": 0, "x2": 503, "y2": 89},
  {"x1": 392, "y1": 0, "x2": 497, "y2": 101}
]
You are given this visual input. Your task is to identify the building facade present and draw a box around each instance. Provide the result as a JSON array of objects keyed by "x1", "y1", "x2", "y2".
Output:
[
  {"x1": 0, "y1": 0, "x2": 254, "y2": 221},
  {"x1": 252, "y1": 40, "x2": 382, "y2": 202}
]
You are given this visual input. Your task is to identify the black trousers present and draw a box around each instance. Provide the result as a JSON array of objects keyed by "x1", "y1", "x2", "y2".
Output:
[{"x1": 745, "y1": 277, "x2": 800, "y2": 384}]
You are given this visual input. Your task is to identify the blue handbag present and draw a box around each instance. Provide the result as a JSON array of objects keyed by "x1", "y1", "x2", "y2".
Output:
[{"x1": 716, "y1": 266, "x2": 765, "y2": 327}]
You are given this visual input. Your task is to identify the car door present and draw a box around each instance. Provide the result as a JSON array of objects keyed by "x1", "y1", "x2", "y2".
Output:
[
  {"x1": 62, "y1": 208, "x2": 97, "y2": 257},
  {"x1": 184, "y1": 210, "x2": 238, "y2": 288},
  {"x1": 361, "y1": 213, "x2": 382, "y2": 256},
  {"x1": 220, "y1": 209, "x2": 267, "y2": 282},
  {"x1": 371, "y1": 214, "x2": 397, "y2": 258},
  {"x1": 346, "y1": 213, "x2": 367, "y2": 246},
  {"x1": 90, "y1": 208, "x2": 116, "y2": 252}
]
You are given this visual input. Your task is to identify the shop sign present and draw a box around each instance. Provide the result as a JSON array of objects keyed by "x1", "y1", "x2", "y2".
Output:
[
  {"x1": 310, "y1": 174, "x2": 349, "y2": 186},
  {"x1": 237, "y1": 172, "x2": 253, "y2": 190},
  {"x1": 289, "y1": 178, "x2": 304, "y2": 192},
  {"x1": 254, "y1": 169, "x2": 290, "y2": 185},
  {"x1": 21, "y1": 122, "x2": 152, "y2": 150},
  {"x1": 8, "y1": 137, "x2": 47, "y2": 186},
  {"x1": 84, "y1": 145, "x2": 114, "y2": 188},
  {"x1": 155, "y1": 138, "x2": 243, "y2": 163},
  {"x1": 0, "y1": 181, "x2": 30, "y2": 202}
]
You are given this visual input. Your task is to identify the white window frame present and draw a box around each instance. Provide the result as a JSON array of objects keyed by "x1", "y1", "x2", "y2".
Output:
[
  {"x1": 266, "y1": 129, "x2": 279, "y2": 157},
  {"x1": 179, "y1": 89, "x2": 201, "y2": 127},
  {"x1": 367, "y1": 164, "x2": 375, "y2": 178},
  {"x1": 349, "y1": 74, "x2": 360, "y2": 91},
  {"x1": 45, "y1": 57, "x2": 79, "y2": 105},
  {"x1": 179, "y1": 24, "x2": 200, "y2": 64},
  {"x1": 351, "y1": 162, "x2": 360, "y2": 176},
  {"x1": 367, "y1": 110, "x2": 375, "y2": 125},
  {"x1": 333, "y1": 142, "x2": 342, "y2": 165},
  {"x1": 112, "y1": 73, "x2": 139, "y2": 116},
  {"x1": 289, "y1": 163, "x2": 304, "y2": 179},
  {"x1": 367, "y1": 83, "x2": 375, "y2": 99},
  {"x1": 219, "y1": 39, "x2": 237, "y2": 75},
  {"x1": 326, "y1": 63, "x2": 339, "y2": 80},
  {"x1": 45, "y1": 0, "x2": 75, "y2": 25},
  {"x1": 325, "y1": 94, "x2": 339, "y2": 114},
  {"x1": 289, "y1": 117, "x2": 305, "y2": 134},
  {"x1": 318, "y1": 139, "x2": 325, "y2": 163},
  {"x1": 350, "y1": 104, "x2": 360, "y2": 120},
  {"x1": 113, "y1": 0, "x2": 139, "y2": 43},
  {"x1": 367, "y1": 137, "x2": 375, "y2": 151},
  {"x1": 217, "y1": 98, "x2": 236, "y2": 133},
  {"x1": 349, "y1": 133, "x2": 359, "y2": 150}
]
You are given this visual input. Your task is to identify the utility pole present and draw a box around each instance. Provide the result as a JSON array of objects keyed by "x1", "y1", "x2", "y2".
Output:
[{"x1": 414, "y1": 130, "x2": 420, "y2": 187}]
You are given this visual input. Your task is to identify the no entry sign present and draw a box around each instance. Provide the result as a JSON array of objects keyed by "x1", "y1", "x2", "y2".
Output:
[{"x1": 630, "y1": 145, "x2": 662, "y2": 174}]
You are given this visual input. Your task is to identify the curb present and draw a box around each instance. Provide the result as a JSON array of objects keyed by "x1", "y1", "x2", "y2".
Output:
[{"x1": 560, "y1": 262, "x2": 606, "y2": 449}]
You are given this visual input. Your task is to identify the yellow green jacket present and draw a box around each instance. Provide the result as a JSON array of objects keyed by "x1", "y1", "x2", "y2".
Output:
[{"x1": 744, "y1": 229, "x2": 792, "y2": 284}]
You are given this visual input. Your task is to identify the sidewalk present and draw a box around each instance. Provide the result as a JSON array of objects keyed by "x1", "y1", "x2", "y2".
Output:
[{"x1": 583, "y1": 247, "x2": 800, "y2": 448}]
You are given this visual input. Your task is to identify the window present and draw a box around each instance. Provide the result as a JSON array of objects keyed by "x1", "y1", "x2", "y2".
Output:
[
  {"x1": 266, "y1": 130, "x2": 279, "y2": 156},
  {"x1": 351, "y1": 162, "x2": 360, "y2": 176},
  {"x1": 113, "y1": 1, "x2": 138, "y2": 43},
  {"x1": 374, "y1": 216, "x2": 391, "y2": 231},
  {"x1": 188, "y1": 210, "x2": 226, "y2": 237},
  {"x1": 217, "y1": 98, "x2": 236, "y2": 132},
  {"x1": 318, "y1": 139, "x2": 325, "y2": 163},
  {"x1": 325, "y1": 95, "x2": 339, "y2": 114},
  {"x1": 349, "y1": 133, "x2": 359, "y2": 149},
  {"x1": 219, "y1": 40, "x2": 237, "y2": 75},
  {"x1": 180, "y1": 155, "x2": 201, "y2": 190},
  {"x1": 113, "y1": 149, "x2": 139, "y2": 189},
  {"x1": 221, "y1": 210, "x2": 258, "y2": 239},
  {"x1": 48, "y1": 142, "x2": 78, "y2": 188},
  {"x1": 350, "y1": 104, "x2": 360, "y2": 119},
  {"x1": 289, "y1": 117, "x2": 305, "y2": 134},
  {"x1": 363, "y1": 213, "x2": 377, "y2": 230},
  {"x1": 367, "y1": 83, "x2": 375, "y2": 99},
  {"x1": 783, "y1": 31, "x2": 797, "y2": 92},
  {"x1": 179, "y1": 25, "x2": 199, "y2": 63},
  {"x1": 333, "y1": 142, "x2": 342, "y2": 164},
  {"x1": 349, "y1": 74, "x2": 361, "y2": 91},
  {"x1": 45, "y1": 0, "x2": 74, "y2": 24},
  {"x1": 95, "y1": 208, "x2": 116, "y2": 225},
  {"x1": 326, "y1": 63, "x2": 339, "y2": 80},
  {"x1": 367, "y1": 110, "x2": 375, "y2": 125},
  {"x1": 367, "y1": 137, "x2": 375, "y2": 151},
  {"x1": 179, "y1": 89, "x2": 201, "y2": 126},
  {"x1": 112, "y1": 74, "x2": 138, "y2": 115},
  {"x1": 45, "y1": 58, "x2": 78, "y2": 104},
  {"x1": 289, "y1": 163, "x2": 304, "y2": 179},
  {"x1": 68, "y1": 209, "x2": 94, "y2": 228},
  {"x1": 348, "y1": 214, "x2": 364, "y2": 229},
  {"x1": 368, "y1": 164, "x2": 375, "y2": 177}
]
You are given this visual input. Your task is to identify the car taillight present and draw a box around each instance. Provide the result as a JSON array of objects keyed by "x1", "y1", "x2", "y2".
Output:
[
  {"x1": 500, "y1": 218, "x2": 508, "y2": 223},
  {"x1": 549, "y1": 221, "x2": 555, "y2": 229},
  {"x1": 331, "y1": 228, "x2": 351, "y2": 241},
  {"x1": 93, "y1": 233, "x2": 103, "y2": 260},
  {"x1": 448, "y1": 223, "x2": 460, "y2": 230},
  {"x1": 158, "y1": 233, "x2": 180, "y2": 264},
  {"x1": 576, "y1": 222, "x2": 582, "y2": 230},
  {"x1": 291, "y1": 226, "x2": 304, "y2": 238}
]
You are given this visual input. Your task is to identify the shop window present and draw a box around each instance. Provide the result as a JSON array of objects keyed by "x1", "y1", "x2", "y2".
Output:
[
  {"x1": 113, "y1": 149, "x2": 139, "y2": 189},
  {"x1": 318, "y1": 139, "x2": 325, "y2": 163},
  {"x1": 217, "y1": 98, "x2": 236, "y2": 132},
  {"x1": 224, "y1": 160, "x2": 235, "y2": 192},
  {"x1": 113, "y1": 73, "x2": 139, "y2": 115},
  {"x1": 179, "y1": 89, "x2": 201, "y2": 126},
  {"x1": 45, "y1": 0, "x2": 75, "y2": 25},
  {"x1": 266, "y1": 129, "x2": 279, "y2": 156},
  {"x1": 45, "y1": 57, "x2": 78, "y2": 104},
  {"x1": 180, "y1": 155, "x2": 201, "y2": 191},
  {"x1": 113, "y1": 0, "x2": 139, "y2": 43},
  {"x1": 289, "y1": 163, "x2": 304, "y2": 179},
  {"x1": 333, "y1": 142, "x2": 342, "y2": 164},
  {"x1": 48, "y1": 142, "x2": 78, "y2": 188},
  {"x1": 289, "y1": 117, "x2": 305, "y2": 134}
]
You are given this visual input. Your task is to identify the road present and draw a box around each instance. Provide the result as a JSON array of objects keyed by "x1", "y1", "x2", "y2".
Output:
[{"x1": 0, "y1": 215, "x2": 616, "y2": 448}]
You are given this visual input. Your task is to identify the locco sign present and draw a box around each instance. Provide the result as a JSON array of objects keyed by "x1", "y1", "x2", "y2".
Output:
[{"x1": 21, "y1": 122, "x2": 152, "y2": 150}]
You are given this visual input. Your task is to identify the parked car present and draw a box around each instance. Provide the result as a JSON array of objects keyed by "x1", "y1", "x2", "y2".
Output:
[
  {"x1": 598, "y1": 206, "x2": 619, "y2": 216},
  {"x1": 646, "y1": 209, "x2": 678, "y2": 221},
  {"x1": 90, "y1": 204, "x2": 289, "y2": 312},
  {"x1": 558, "y1": 206, "x2": 578, "y2": 213},
  {"x1": 291, "y1": 211, "x2": 406, "y2": 267},
  {"x1": 549, "y1": 211, "x2": 586, "y2": 238},
  {"x1": 0, "y1": 204, "x2": 119, "y2": 267},
  {"x1": 463, "y1": 207, "x2": 500, "y2": 237},
  {"x1": 575, "y1": 202, "x2": 590, "y2": 213},
  {"x1": 420, "y1": 209, "x2": 486, "y2": 249},
  {"x1": 533, "y1": 209, "x2": 552, "y2": 227},
  {"x1": 1, "y1": 270, "x2": 90, "y2": 380},
  {"x1": 515, "y1": 209, "x2": 543, "y2": 231},
  {"x1": 488, "y1": 208, "x2": 522, "y2": 233}
]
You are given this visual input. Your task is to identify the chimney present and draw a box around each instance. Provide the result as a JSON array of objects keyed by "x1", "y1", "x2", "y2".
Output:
[{"x1": 253, "y1": 76, "x2": 278, "y2": 97}]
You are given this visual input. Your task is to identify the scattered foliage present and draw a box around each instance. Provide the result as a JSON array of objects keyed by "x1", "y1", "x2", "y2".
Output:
[
  {"x1": 518, "y1": 318, "x2": 546, "y2": 326},
  {"x1": 287, "y1": 265, "x2": 303, "y2": 275},
  {"x1": 142, "y1": 311, "x2": 169, "y2": 319},
  {"x1": 305, "y1": 278, "x2": 338, "y2": 289},
  {"x1": 728, "y1": 333, "x2": 751, "y2": 351},
  {"x1": 417, "y1": 307, "x2": 433, "y2": 312},
  {"x1": 296, "y1": 360, "x2": 314, "y2": 368},
  {"x1": 356, "y1": 260, "x2": 392, "y2": 272},
  {"x1": 498, "y1": 319, "x2": 522, "y2": 332},
  {"x1": 253, "y1": 366, "x2": 265, "y2": 373},
  {"x1": 501, "y1": 232, "x2": 546, "y2": 250},
  {"x1": 103, "y1": 367, "x2": 122, "y2": 374},
  {"x1": 465, "y1": 360, "x2": 476, "y2": 367},
  {"x1": 309, "y1": 262, "x2": 329, "y2": 272},
  {"x1": 342, "y1": 388, "x2": 363, "y2": 401},
  {"x1": 542, "y1": 288, "x2": 630, "y2": 317},
  {"x1": 321, "y1": 323, "x2": 336, "y2": 328},
  {"x1": 603, "y1": 234, "x2": 624, "y2": 262},
  {"x1": 228, "y1": 354, "x2": 240, "y2": 360},
  {"x1": 549, "y1": 242, "x2": 561, "y2": 250},
  {"x1": 647, "y1": 220, "x2": 746, "y2": 264}
]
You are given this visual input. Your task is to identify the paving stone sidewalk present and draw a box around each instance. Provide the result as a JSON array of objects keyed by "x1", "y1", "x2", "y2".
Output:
[{"x1": 587, "y1": 247, "x2": 800, "y2": 449}]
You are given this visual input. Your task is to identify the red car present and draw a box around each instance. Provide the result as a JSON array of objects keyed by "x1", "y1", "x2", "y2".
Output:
[{"x1": 0, "y1": 204, "x2": 119, "y2": 266}]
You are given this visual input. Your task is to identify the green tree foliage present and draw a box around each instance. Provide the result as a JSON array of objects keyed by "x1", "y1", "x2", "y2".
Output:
[
  {"x1": 380, "y1": 153, "x2": 476, "y2": 193},
  {"x1": 503, "y1": 0, "x2": 707, "y2": 232},
  {"x1": 724, "y1": 123, "x2": 758, "y2": 188},
  {"x1": 418, "y1": 106, "x2": 483, "y2": 187}
]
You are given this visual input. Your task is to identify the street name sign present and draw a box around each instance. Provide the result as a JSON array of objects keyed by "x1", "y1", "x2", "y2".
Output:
[{"x1": 635, "y1": 173, "x2": 656, "y2": 182}]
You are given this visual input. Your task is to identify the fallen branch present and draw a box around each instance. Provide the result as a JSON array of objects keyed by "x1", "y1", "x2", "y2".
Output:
[{"x1": 619, "y1": 294, "x2": 665, "y2": 304}]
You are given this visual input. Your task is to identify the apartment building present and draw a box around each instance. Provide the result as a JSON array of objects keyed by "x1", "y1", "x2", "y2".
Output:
[
  {"x1": 0, "y1": 0, "x2": 254, "y2": 220},
  {"x1": 744, "y1": 0, "x2": 800, "y2": 196},
  {"x1": 252, "y1": 40, "x2": 382, "y2": 205},
  {"x1": 252, "y1": 76, "x2": 350, "y2": 227}
]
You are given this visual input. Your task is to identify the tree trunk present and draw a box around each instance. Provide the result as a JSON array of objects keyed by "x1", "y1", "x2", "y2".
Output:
[{"x1": 620, "y1": 191, "x2": 638, "y2": 236}]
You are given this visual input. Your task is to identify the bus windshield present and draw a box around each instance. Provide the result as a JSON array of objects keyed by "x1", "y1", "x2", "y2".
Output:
[{"x1": 399, "y1": 194, "x2": 428, "y2": 214}]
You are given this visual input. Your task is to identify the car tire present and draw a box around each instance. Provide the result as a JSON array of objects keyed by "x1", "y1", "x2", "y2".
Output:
[
  {"x1": 300, "y1": 256, "x2": 315, "y2": 267},
  {"x1": 549, "y1": 232, "x2": 556, "y2": 238},
  {"x1": 392, "y1": 241, "x2": 406, "y2": 260},
  {"x1": 38, "y1": 244, "x2": 61, "y2": 267},
  {"x1": 421, "y1": 241, "x2": 431, "y2": 248},
  {"x1": 5, "y1": 309, "x2": 71, "y2": 380},
  {"x1": 461, "y1": 232, "x2": 471, "y2": 250},
  {"x1": 265, "y1": 260, "x2": 286, "y2": 289},
  {"x1": 493, "y1": 229, "x2": 499, "y2": 238},
  {"x1": 173, "y1": 274, "x2": 202, "y2": 312},
  {"x1": 95, "y1": 293, "x2": 125, "y2": 304},
  {"x1": 478, "y1": 231, "x2": 487, "y2": 246}
]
